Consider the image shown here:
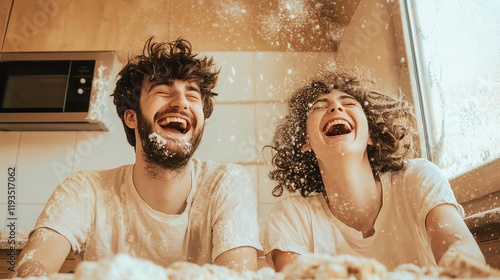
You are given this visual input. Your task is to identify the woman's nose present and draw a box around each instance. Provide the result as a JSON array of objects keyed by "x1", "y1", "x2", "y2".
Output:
[{"x1": 330, "y1": 102, "x2": 344, "y2": 112}]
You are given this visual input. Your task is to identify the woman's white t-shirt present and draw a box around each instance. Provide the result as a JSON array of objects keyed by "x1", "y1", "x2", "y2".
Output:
[{"x1": 264, "y1": 158, "x2": 463, "y2": 270}]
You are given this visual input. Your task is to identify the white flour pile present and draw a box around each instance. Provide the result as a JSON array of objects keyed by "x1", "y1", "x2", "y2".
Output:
[
  {"x1": 73, "y1": 254, "x2": 279, "y2": 280},
  {"x1": 11, "y1": 253, "x2": 500, "y2": 280}
]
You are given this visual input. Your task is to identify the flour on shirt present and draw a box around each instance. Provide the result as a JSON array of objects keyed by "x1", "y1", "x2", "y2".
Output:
[{"x1": 31, "y1": 159, "x2": 262, "y2": 268}]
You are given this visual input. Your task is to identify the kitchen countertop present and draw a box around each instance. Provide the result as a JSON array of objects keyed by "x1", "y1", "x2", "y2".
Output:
[
  {"x1": 464, "y1": 207, "x2": 500, "y2": 229},
  {"x1": 0, "y1": 239, "x2": 27, "y2": 250}
]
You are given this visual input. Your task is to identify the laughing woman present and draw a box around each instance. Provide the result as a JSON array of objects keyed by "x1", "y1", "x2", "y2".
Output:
[{"x1": 264, "y1": 69, "x2": 485, "y2": 272}]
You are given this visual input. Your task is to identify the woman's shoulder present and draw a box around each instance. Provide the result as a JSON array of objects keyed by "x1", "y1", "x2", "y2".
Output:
[
  {"x1": 272, "y1": 193, "x2": 323, "y2": 213},
  {"x1": 267, "y1": 194, "x2": 325, "y2": 229},
  {"x1": 393, "y1": 158, "x2": 450, "y2": 194},
  {"x1": 402, "y1": 158, "x2": 445, "y2": 178},
  {"x1": 405, "y1": 158, "x2": 439, "y2": 169}
]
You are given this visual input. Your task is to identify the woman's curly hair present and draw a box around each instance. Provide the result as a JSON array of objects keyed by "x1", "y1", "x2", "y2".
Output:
[
  {"x1": 112, "y1": 37, "x2": 220, "y2": 147},
  {"x1": 269, "y1": 69, "x2": 419, "y2": 197}
]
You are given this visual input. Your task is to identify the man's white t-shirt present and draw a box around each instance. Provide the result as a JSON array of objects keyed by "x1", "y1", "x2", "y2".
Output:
[
  {"x1": 34, "y1": 158, "x2": 262, "y2": 267},
  {"x1": 264, "y1": 158, "x2": 464, "y2": 270}
]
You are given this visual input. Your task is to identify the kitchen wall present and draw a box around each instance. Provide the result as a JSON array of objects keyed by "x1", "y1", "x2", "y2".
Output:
[{"x1": 0, "y1": 0, "x2": 407, "y2": 243}]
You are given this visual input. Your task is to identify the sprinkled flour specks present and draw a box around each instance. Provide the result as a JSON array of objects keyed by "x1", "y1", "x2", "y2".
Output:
[
  {"x1": 149, "y1": 132, "x2": 167, "y2": 146},
  {"x1": 148, "y1": 132, "x2": 193, "y2": 157}
]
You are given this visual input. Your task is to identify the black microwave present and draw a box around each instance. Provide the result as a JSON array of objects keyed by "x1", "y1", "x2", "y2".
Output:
[{"x1": 0, "y1": 51, "x2": 119, "y2": 131}]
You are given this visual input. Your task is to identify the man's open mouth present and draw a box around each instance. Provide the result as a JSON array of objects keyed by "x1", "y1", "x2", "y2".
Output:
[
  {"x1": 323, "y1": 119, "x2": 353, "y2": 136},
  {"x1": 157, "y1": 117, "x2": 191, "y2": 134}
]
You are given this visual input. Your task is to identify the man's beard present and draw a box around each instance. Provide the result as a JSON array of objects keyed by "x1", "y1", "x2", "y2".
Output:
[{"x1": 136, "y1": 108, "x2": 203, "y2": 172}]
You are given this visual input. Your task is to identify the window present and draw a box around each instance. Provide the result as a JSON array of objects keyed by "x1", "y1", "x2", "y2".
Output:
[{"x1": 402, "y1": 0, "x2": 500, "y2": 177}]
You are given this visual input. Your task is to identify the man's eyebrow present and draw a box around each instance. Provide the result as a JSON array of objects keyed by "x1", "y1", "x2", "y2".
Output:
[
  {"x1": 148, "y1": 83, "x2": 160, "y2": 92},
  {"x1": 148, "y1": 81, "x2": 173, "y2": 92},
  {"x1": 186, "y1": 84, "x2": 201, "y2": 92}
]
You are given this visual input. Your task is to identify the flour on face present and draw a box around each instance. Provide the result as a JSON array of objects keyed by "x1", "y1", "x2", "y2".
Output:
[{"x1": 147, "y1": 132, "x2": 193, "y2": 158}]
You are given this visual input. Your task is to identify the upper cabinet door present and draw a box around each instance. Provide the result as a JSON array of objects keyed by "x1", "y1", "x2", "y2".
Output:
[
  {"x1": 2, "y1": 0, "x2": 362, "y2": 53},
  {"x1": 168, "y1": 0, "x2": 359, "y2": 52},
  {"x1": 2, "y1": 0, "x2": 172, "y2": 53},
  {"x1": 0, "y1": 0, "x2": 14, "y2": 52},
  {"x1": 4, "y1": 0, "x2": 108, "y2": 52}
]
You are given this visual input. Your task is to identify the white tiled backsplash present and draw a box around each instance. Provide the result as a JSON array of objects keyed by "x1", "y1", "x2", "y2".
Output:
[{"x1": 0, "y1": 51, "x2": 334, "y2": 241}]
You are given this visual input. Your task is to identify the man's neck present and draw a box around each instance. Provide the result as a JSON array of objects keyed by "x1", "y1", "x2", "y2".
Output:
[{"x1": 132, "y1": 160, "x2": 192, "y2": 215}]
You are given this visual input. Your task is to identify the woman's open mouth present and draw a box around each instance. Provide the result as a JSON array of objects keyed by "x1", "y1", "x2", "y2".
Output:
[{"x1": 323, "y1": 119, "x2": 353, "y2": 136}]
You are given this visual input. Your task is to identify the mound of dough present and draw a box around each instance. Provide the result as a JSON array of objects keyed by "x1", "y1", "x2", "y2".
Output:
[
  {"x1": 282, "y1": 253, "x2": 500, "y2": 280},
  {"x1": 282, "y1": 253, "x2": 387, "y2": 280},
  {"x1": 73, "y1": 254, "x2": 283, "y2": 280},
  {"x1": 11, "y1": 252, "x2": 500, "y2": 279},
  {"x1": 74, "y1": 254, "x2": 167, "y2": 280}
]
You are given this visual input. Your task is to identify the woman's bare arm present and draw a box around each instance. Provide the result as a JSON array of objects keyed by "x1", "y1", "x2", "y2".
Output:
[
  {"x1": 272, "y1": 249, "x2": 300, "y2": 272},
  {"x1": 426, "y1": 204, "x2": 485, "y2": 266}
]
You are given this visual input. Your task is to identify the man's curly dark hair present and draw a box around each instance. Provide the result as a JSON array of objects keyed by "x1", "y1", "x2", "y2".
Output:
[
  {"x1": 269, "y1": 69, "x2": 419, "y2": 197},
  {"x1": 112, "y1": 37, "x2": 220, "y2": 147}
]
